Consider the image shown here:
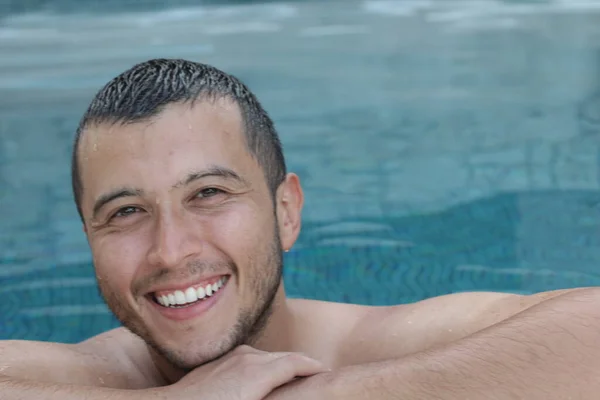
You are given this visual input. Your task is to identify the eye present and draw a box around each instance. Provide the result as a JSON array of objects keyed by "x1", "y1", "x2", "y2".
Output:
[
  {"x1": 112, "y1": 206, "x2": 141, "y2": 219},
  {"x1": 195, "y1": 187, "x2": 225, "y2": 198}
]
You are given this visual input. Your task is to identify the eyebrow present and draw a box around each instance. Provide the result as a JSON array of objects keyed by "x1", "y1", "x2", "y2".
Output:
[
  {"x1": 91, "y1": 165, "x2": 248, "y2": 219},
  {"x1": 92, "y1": 188, "x2": 144, "y2": 220},
  {"x1": 173, "y1": 165, "x2": 249, "y2": 189}
]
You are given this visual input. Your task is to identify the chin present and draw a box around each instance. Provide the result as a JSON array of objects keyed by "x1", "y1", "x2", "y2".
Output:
[{"x1": 157, "y1": 332, "x2": 239, "y2": 370}]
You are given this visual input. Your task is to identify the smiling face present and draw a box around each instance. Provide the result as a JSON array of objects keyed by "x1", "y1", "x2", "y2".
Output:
[{"x1": 77, "y1": 98, "x2": 303, "y2": 370}]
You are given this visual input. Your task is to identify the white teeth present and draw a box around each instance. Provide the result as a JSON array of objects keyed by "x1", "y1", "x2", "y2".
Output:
[
  {"x1": 156, "y1": 276, "x2": 228, "y2": 307},
  {"x1": 174, "y1": 290, "x2": 186, "y2": 305},
  {"x1": 161, "y1": 295, "x2": 169, "y2": 306},
  {"x1": 185, "y1": 287, "x2": 198, "y2": 303}
]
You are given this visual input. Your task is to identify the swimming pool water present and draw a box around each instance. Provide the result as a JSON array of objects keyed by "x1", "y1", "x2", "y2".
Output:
[{"x1": 2, "y1": 0, "x2": 600, "y2": 343}]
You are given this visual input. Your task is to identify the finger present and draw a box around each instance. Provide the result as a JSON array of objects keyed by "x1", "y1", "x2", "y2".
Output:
[
  {"x1": 270, "y1": 353, "x2": 328, "y2": 377},
  {"x1": 254, "y1": 353, "x2": 328, "y2": 392},
  {"x1": 231, "y1": 344, "x2": 268, "y2": 355}
]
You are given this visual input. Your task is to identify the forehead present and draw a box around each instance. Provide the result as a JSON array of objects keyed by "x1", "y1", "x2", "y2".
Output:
[
  {"x1": 80, "y1": 97, "x2": 246, "y2": 158},
  {"x1": 78, "y1": 99, "x2": 260, "y2": 201}
]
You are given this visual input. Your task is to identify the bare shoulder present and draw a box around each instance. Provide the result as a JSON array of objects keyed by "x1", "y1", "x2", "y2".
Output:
[
  {"x1": 337, "y1": 288, "x2": 585, "y2": 367},
  {"x1": 289, "y1": 297, "x2": 367, "y2": 330},
  {"x1": 0, "y1": 327, "x2": 161, "y2": 389},
  {"x1": 76, "y1": 326, "x2": 164, "y2": 387},
  {"x1": 287, "y1": 298, "x2": 367, "y2": 366}
]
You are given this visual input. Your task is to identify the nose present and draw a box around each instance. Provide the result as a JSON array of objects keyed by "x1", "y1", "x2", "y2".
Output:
[{"x1": 146, "y1": 210, "x2": 202, "y2": 270}]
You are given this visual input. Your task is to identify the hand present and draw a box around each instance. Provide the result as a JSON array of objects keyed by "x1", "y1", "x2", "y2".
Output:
[
  {"x1": 158, "y1": 345, "x2": 328, "y2": 400},
  {"x1": 264, "y1": 369, "x2": 334, "y2": 400}
]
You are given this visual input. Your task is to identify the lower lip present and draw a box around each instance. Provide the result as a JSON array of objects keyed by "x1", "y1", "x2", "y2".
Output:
[{"x1": 149, "y1": 278, "x2": 229, "y2": 322}]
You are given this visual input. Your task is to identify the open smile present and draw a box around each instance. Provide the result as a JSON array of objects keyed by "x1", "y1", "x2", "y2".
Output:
[{"x1": 146, "y1": 275, "x2": 231, "y2": 321}]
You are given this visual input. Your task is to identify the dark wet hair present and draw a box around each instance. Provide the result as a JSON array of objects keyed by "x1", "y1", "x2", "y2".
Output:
[{"x1": 71, "y1": 58, "x2": 286, "y2": 221}]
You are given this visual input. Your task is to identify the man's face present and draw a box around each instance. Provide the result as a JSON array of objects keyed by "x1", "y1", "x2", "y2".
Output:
[{"x1": 78, "y1": 99, "x2": 299, "y2": 370}]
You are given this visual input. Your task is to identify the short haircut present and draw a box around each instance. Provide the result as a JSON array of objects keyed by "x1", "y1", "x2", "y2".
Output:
[{"x1": 71, "y1": 58, "x2": 287, "y2": 220}]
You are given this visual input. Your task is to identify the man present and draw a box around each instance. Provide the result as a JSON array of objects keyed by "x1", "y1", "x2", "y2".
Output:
[{"x1": 1, "y1": 58, "x2": 598, "y2": 399}]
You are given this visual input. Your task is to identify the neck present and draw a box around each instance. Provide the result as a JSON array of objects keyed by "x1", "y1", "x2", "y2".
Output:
[
  {"x1": 248, "y1": 282, "x2": 296, "y2": 353},
  {"x1": 150, "y1": 282, "x2": 296, "y2": 384}
]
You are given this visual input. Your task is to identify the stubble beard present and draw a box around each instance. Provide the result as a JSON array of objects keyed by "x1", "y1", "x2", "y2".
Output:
[{"x1": 96, "y1": 232, "x2": 284, "y2": 372}]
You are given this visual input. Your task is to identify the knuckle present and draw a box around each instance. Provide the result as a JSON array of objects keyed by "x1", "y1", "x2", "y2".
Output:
[
  {"x1": 272, "y1": 354, "x2": 303, "y2": 372},
  {"x1": 233, "y1": 344, "x2": 253, "y2": 353},
  {"x1": 283, "y1": 352, "x2": 306, "y2": 363}
]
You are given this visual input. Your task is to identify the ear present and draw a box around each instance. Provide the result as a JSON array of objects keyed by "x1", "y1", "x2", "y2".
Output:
[{"x1": 275, "y1": 173, "x2": 304, "y2": 252}]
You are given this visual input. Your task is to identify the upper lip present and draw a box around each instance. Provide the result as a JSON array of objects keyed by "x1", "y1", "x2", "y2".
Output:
[{"x1": 145, "y1": 274, "x2": 230, "y2": 295}]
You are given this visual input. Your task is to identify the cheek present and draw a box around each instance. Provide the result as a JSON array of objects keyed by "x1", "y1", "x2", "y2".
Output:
[
  {"x1": 91, "y1": 235, "x2": 146, "y2": 291},
  {"x1": 211, "y1": 206, "x2": 273, "y2": 253}
]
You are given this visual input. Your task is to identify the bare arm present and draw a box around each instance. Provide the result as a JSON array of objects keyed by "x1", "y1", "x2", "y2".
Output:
[
  {"x1": 0, "y1": 328, "x2": 161, "y2": 399},
  {"x1": 0, "y1": 376, "x2": 163, "y2": 400},
  {"x1": 276, "y1": 288, "x2": 600, "y2": 399},
  {"x1": 0, "y1": 328, "x2": 329, "y2": 400}
]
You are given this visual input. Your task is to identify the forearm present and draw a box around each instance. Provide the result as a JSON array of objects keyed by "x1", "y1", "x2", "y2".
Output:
[
  {"x1": 329, "y1": 289, "x2": 600, "y2": 399},
  {"x1": 0, "y1": 375, "x2": 165, "y2": 400}
]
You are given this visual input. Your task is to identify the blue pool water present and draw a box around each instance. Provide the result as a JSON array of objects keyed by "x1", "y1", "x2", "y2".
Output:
[{"x1": 2, "y1": 0, "x2": 600, "y2": 343}]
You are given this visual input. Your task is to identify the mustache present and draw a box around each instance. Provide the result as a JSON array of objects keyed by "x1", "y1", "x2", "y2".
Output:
[{"x1": 132, "y1": 260, "x2": 237, "y2": 296}]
